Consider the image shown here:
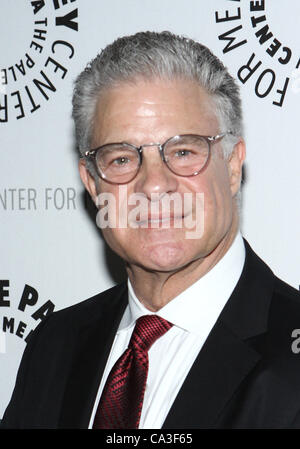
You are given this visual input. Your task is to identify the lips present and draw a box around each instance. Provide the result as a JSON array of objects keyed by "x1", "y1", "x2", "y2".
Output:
[
  {"x1": 131, "y1": 206, "x2": 187, "y2": 224},
  {"x1": 134, "y1": 214, "x2": 186, "y2": 227}
]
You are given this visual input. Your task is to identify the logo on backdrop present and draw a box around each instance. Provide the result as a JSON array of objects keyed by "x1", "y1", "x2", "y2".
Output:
[
  {"x1": 0, "y1": 0, "x2": 78, "y2": 123},
  {"x1": 214, "y1": 0, "x2": 300, "y2": 107},
  {"x1": 0, "y1": 280, "x2": 56, "y2": 353},
  {"x1": 0, "y1": 187, "x2": 77, "y2": 211}
]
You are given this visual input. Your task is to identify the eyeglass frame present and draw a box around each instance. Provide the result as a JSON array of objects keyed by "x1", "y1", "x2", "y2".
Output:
[{"x1": 83, "y1": 131, "x2": 233, "y2": 184}]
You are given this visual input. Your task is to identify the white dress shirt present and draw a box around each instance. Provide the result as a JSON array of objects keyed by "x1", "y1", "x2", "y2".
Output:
[{"x1": 89, "y1": 233, "x2": 245, "y2": 428}]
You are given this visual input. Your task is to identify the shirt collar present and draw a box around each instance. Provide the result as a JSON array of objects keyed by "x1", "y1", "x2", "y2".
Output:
[{"x1": 119, "y1": 232, "x2": 245, "y2": 336}]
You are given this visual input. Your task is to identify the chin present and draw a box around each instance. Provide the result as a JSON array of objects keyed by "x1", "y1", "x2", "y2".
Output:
[{"x1": 138, "y1": 242, "x2": 188, "y2": 272}]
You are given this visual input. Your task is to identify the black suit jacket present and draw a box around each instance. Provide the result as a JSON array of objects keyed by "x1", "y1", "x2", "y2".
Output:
[{"x1": 2, "y1": 241, "x2": 300, "y2": 429}]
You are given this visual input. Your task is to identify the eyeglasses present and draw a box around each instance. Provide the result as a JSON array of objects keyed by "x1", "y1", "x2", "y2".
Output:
[{"x1": 84, "y1": 131, "x2": 232, "y2": 184}]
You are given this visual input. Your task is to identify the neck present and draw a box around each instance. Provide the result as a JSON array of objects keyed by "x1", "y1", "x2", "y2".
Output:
[{"x1": 126, "y1": 218, "x2": 240, "y2": 312}]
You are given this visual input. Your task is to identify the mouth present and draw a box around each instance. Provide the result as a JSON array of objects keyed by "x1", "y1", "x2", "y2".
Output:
[{"x1": 134, "y1": 214, "x2": 186, "y2": 228}]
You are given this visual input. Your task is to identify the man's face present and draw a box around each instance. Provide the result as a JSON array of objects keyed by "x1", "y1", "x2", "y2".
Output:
[{"x1": 79, "y1": 78, "x2": 245, "y2": 273}]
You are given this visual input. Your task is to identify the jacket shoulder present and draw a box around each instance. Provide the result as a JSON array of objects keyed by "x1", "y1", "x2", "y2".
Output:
[
  {"x1": 52, "y1": 282, "x2": 127, "y2": 319},
  {"x1": 26, "y1": 282, "x2": 127, "y2": 344},
  {"x1": 274, "y1": 276, "x2": 300, "y2": 301},
  {"x1": 271, "y1": 276, "x2": 300, "y2": 322}
]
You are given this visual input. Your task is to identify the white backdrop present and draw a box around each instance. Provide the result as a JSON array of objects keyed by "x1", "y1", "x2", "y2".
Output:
[{"x1": 1, "y1": 0, "x2": 299, "y2": 418}]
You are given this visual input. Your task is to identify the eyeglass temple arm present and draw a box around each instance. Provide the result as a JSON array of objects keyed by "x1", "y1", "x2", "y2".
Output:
[
  {"x1": 84, "y1": 149, "x2": 96, "y2": 157},
  {"x1": 208, "y1": 131, "x2": 233, "y2": 142}
]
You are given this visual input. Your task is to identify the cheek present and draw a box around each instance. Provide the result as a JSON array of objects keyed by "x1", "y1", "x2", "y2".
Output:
[
  {"x1": 187, "y1": 164, "x2": 233, "y2": 226},
  {"x1": 96, "y1": 184, "x2": 130, "y2": 254},
  {"x1": 205, "y1": 175, "x2": 233, "y2": 229}
]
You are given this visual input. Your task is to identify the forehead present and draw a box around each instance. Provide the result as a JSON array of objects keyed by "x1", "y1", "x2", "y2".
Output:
[{"x1": 92, "y1": 78, "x2": 219, "y2": 145}]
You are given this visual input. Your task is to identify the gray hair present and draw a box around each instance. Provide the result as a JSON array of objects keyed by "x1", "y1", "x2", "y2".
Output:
[{"x1": 72, "y1": 31, "x2": 244, "y2": 175}]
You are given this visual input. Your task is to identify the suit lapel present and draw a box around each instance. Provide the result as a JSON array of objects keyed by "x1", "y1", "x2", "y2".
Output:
[
  {"x1": 162, "y1": 320, "x2": 261, "y2": 428},
  {"x1": 58, "y1": 284, "x2": 128, "y2": 429},
  {"x1": 163, "y1": 240, "x2": 274, "y2": 429}
]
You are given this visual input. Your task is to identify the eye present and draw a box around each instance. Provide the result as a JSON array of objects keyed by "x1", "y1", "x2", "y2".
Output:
[
  {"x1": 175, "y1": 149, "x2": 191, "y2": 157},
  {"x1": 112, "y1": 156, "x2": 130, "y2": 166}
]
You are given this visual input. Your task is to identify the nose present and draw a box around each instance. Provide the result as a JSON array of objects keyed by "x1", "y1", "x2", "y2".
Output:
[{"x1": 133, "y1": 144, "x2": 179, "y2": 199}]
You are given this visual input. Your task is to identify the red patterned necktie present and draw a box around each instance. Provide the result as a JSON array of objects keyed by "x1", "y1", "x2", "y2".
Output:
[{"x1": 92, "y1": 314, "x2": 173, "y2": 429}]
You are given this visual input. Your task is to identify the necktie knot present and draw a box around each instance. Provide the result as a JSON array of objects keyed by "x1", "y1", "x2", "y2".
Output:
[{"x1": 129, "y1": 315, "x2": 173, "y2": 352}]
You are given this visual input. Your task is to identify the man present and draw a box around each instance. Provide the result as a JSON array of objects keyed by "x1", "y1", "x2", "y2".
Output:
[{"x1": 2, "y1": 31, "x2": 300, "y2": 429}]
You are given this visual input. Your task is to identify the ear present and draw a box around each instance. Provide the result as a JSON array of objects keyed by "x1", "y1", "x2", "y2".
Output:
[
  {"x1": 78, "y1": 159, "x2": 98, "y2": 205},
  {"x1": 228, "y1": 138, "x2": 246, "y2": 197}
]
